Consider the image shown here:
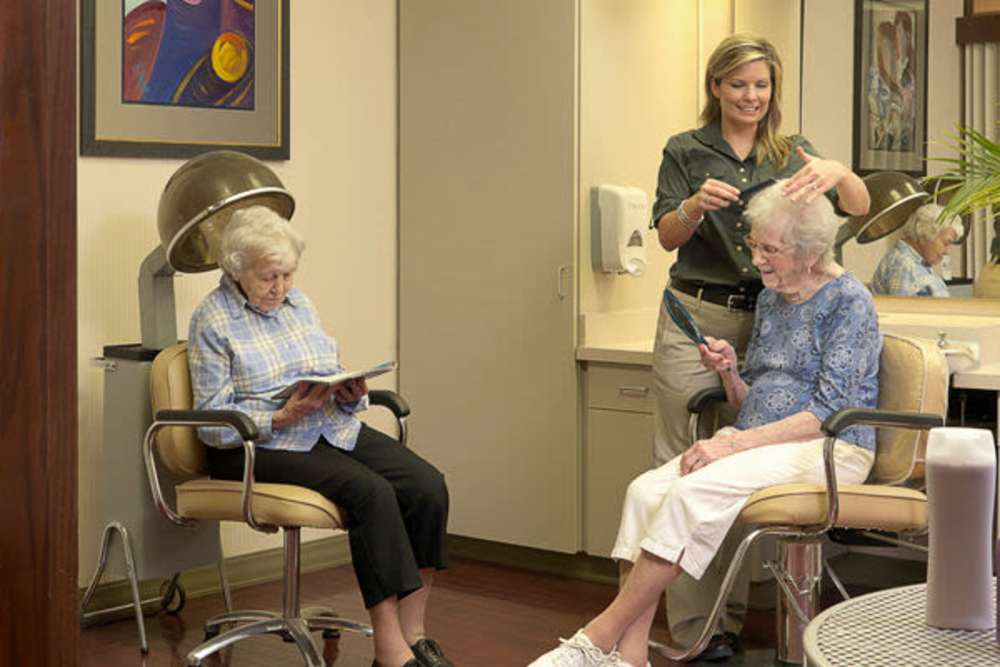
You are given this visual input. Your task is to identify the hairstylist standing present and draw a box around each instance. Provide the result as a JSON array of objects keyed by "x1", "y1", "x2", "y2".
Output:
[{"x1": 649, "y1": 33, "x2": 870, "y2": 660}]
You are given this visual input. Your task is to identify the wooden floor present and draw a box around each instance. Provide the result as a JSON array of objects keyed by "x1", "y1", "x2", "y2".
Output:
[{"x1": 79, "y1": 554, "x2": 917, "y2": 666}]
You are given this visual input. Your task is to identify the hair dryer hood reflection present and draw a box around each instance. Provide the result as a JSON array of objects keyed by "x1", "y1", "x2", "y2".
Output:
[{"x1": 594, "y1": 184, "x2": 648, "y2": 276}]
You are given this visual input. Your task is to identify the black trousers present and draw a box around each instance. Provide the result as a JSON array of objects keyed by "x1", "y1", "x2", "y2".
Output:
[{"x1": 206, "y1": 423, "x2": 449, "y2": 608}]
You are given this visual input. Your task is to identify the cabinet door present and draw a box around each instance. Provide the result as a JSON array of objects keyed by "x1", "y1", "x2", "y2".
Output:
[
  {"x1": 399, "y1": 1, "x2": 579, "y2": 552},
  {"x1": 584, "y1": 408, "x2": 655, "y2": 557}
]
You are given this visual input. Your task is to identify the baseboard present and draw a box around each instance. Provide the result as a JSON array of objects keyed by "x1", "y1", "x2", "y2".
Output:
[
  {"x1": 80, "y1": 532, "x2": 351, "y2": 625},
  {"x1": 447, "y1": 534, "x2": 619, "y2": 586}
]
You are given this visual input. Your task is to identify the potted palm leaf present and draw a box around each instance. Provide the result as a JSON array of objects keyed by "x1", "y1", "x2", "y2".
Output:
[{"x1": 931, "y1": 127, "x2": 1000, "y2": 297}]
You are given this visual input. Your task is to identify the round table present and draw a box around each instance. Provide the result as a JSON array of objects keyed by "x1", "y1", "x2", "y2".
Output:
[{"x1": 803, "y1": 583, "x2": 1000, "y2": 666}]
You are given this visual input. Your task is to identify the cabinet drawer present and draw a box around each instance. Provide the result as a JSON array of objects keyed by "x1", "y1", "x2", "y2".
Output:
[{"x1": 586, "y1": 363, "x2": 654, "y2": 414}]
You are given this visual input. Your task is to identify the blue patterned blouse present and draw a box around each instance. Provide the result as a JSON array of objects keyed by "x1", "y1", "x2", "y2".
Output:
[
  {"x1": 188, "y1": 275, "x2": 367, "y2": 452},
  {"x1": 871, "y1": 239, "x2": 949, "y2": 297},
  {"x1": 735, "y1": 273, "x2": 882, "y2": 451}
]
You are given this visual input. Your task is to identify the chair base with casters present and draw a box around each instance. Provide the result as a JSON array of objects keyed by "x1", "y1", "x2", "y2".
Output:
[
  {"x1": 186, "y1": 529, "x2": 373, "y2": 667},
  {"x1": 145, "y1": 343, "x2": 413, "y2": 666},
  {"x1": 651, "y1": 333, "x2": 946, "y2": 665}
]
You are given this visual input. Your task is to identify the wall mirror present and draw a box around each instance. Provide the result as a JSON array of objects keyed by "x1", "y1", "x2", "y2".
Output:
[{"x1": 796, "y1": 0, "x2": 999, "y2": 304}]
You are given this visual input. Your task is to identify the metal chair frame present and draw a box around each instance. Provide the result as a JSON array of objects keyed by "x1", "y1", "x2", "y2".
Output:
[
  {"x1": 144, "y1": 390, "x2": 409, "y2": 667},
  {"x1": 648, "y1": 398, "x2": 941, "y2": 665}
]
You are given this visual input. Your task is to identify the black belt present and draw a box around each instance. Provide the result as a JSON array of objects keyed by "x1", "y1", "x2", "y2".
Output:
[{"x1": 670, "y1": 278, "x2": 762, "y2": 312}]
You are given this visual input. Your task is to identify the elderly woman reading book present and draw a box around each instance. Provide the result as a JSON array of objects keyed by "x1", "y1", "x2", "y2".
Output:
[{"x1": 187, "y1": 205, "x2": 453, "y2": 667}]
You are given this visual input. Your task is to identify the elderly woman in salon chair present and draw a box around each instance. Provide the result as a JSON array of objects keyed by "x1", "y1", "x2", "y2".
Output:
[
  {"x1": 529, "y1": 181, "x2": 881, "y2": 667},
  {"x1": 871, "y1": 203, "x2": 963, "y2": 297},
  {"x1": 187, "y1": 205, "x2": 453, "y2": 667}
]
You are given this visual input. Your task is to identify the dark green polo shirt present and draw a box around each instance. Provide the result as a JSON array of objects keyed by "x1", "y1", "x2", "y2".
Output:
[{"x1": 651, "y1": 121, "x2": 839, "y2": 289}]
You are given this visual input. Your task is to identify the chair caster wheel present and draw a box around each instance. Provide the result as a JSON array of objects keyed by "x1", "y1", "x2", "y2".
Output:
[
  {"x1": 281, "y1": 630, "x2": 295, "y2": 643},
  {"x1": 204, "y1": 627, "x2": 220, "y2": 641},
  {"x1": 322, "y1": 629, "x2": 341, "y2": 640}
]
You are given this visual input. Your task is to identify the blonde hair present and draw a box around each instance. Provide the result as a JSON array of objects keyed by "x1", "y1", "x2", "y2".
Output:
[
  {"x1": 700, "y1": 34, "x2": 792, "y2": 169},
  {"x1": 219, "y1": 205, "x2": 305, "y2": 276}
]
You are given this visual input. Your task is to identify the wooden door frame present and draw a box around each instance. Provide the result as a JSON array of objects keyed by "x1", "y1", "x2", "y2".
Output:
[{"x1": 0, "y1": 1, "x2": 79, "y2": 664}]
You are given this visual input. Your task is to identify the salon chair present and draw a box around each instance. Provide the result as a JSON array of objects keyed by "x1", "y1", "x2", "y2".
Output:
[
  {"x1": 650, "y1": 332, "x2": 948, "y2": 665},
  {"x1": 144, "y1": 342, "x2": 411, "y2": 667}
]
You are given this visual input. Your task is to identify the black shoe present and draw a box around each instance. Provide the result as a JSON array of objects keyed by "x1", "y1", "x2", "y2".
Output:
[
  {"x1": 410, "y1": 638, "x2": 455, "y2": 667},
  {"x1": 688, "y1": 632, "x2": 739, "y2": 663}
]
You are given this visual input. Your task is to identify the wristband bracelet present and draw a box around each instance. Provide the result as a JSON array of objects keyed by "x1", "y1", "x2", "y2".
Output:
[{"x1": 676, "y1": 200, "x2": 704, "y2": 230}]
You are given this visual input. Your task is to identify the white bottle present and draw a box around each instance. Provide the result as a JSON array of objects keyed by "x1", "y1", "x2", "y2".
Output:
[{"x1": 925, "y1": 427, "x2": 996, "y2": 630}]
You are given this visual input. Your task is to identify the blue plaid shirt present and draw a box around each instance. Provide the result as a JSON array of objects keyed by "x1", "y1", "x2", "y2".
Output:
[
  {"x1": 871, "y1": 239, "x2": 949, "y2": 297},
  {"x1": 188, "y1": 274, "x2": 367, "y2": 451}
]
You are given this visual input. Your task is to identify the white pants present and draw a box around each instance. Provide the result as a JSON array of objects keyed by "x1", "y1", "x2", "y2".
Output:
[{"x1": 611, "y1": 431, "x2": 875, "y2": 580}]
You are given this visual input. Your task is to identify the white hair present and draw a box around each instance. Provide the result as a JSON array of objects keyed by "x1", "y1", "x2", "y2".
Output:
[
  {"x1": 743, "y1": 179, "x2": 841, "y2": 266},
  {"x1": 900, "y1": 203, "x2": 964, "y2": 243},
  {"x1": 218, "y1": 205, "x2": 305, "y2": 276}
]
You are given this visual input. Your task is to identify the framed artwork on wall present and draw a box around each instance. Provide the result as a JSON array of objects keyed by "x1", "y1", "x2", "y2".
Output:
[
  {"x1": 852, "y1": 0, "x2": 928, "y2": 177},
  {"x1": 80, "y1": 0, "x2": 290, "y2": 160}
]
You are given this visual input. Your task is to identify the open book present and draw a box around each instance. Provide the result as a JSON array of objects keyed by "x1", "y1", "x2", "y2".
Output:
[{"x1": 270, "y1": 361, "x2": 397, "y2": 400}]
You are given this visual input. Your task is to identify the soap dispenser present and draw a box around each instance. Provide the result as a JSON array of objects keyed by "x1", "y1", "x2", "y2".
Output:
[{"x1": 593, "y1": 184, "x2": 648, "y2": 277}]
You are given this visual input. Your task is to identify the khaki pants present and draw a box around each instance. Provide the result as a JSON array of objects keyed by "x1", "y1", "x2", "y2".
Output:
[{"x1": 651, "y1": 289, "x2": 755, "y2": 646}]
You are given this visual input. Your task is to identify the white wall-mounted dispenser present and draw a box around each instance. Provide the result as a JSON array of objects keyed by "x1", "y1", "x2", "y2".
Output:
[{"x1": 592, "y1": 184, "x2": 648, "y2": 276}]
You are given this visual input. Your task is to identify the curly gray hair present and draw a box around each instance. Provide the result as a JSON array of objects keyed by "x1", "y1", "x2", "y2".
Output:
[
  {"x1": 218, "y1": 205, "x2": 305, "y2": 276},
  {"x1": 743, "y1": 179, "x2": 841, "y2": 266},
  {"x1": 900, "y1": 203, "x2": 964, "y2": 243}
]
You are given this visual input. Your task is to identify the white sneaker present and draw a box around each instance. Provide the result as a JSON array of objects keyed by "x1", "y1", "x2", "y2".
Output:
[
  {"x1": 528, "y1": 629, "x2": 612, "y2": 667},
  {"x1": 596, "y1": 652, "x2": 639, "y2": 667}
]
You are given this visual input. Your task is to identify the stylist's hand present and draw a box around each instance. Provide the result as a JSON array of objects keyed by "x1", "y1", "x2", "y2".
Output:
[
  {"x1": 273, "y1": 382, "x2": 336, "y2": 430},
  {"x1": 698, "y1": 336, "x2": 737, "y2": 374},
  {"x1": 681, "y1": 431, "x2": 741, "y2": 475},
  {"x1": 784, "y1": 146, "x2": 850, "y2": 204},
  {"x1": 685, "y1": 178, "x2": 741, "y2": 218},
  {"x1": 333, "y1": 378, "x2": 368, "y2": 404}
]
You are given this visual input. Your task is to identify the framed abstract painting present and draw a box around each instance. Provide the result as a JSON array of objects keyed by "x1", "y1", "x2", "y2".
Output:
[
  {"x1": 852, "y1": 0, "x2": 929, "y2": 177},
  {"x1": 81, "y1": 0, "x2": 290, "y2": 159}
]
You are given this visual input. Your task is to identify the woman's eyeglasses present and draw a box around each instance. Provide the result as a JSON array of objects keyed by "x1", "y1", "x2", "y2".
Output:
[{"x1": 743, "y1": 233, "x2": 790, "y2": 259}]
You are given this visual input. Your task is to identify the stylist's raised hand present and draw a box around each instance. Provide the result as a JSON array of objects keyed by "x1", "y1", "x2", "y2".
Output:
[
  {"x1": 273, "y1": 382, "x2": 336, "y2": 430},
  {"x1": 698, "y1": 336, "x2": 737, "y2": 374},
  {"x1": 784, "y1": 146, "x2": 849, "y2": 204},
  {"x1": 686, "y1": 178, "x2": 740, "y2": 218}
]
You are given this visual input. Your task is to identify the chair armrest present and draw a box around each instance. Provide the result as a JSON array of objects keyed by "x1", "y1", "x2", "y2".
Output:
[
  {"x1": 155, "y1": 408, "x2": 259, "y2": 441},
  {"x1": 369, "y1": 390, "x2": 411, "y2": 419},
  {"x1": 368, "y1": 389, "x2": 411, "y2": 448},
  {"x1": 821, "y1": 408, "x2": 943, "y2": 437},
  {"x1": 687, "y1": 387, "x2": 727, "y2": 414},
  {"x1": 143, "y1": 409, "x2": 277, "y2": 534},
  {"x1": 811, "y1": 406, "x2": 943, "y2": 536}
]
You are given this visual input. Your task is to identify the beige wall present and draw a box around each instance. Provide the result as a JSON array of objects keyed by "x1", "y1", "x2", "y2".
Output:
[
  {"x1": 802, "y1": 0, "x2": 964, "y2": 282},
  {"x1": 578, "y1": 0, "x2": 801, "y2": 315},
  {"x1": 77, "y1": 1, "x2": 398, "y2": 582}
]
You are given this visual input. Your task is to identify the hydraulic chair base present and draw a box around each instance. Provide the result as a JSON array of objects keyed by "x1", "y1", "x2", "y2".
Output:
[
  {"x1": 649, "y1": 527, "x2": 821, "y2": 666},
  {"x1": 185, "y1": 529, "x2": 373, "y2": 667}
]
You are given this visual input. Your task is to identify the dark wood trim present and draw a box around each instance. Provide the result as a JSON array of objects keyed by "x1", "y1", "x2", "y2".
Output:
[
  {"x1": 957, "y1": 12, "x2": 1000, "y2": 44},
  {"x1": 0, "y1": 1, "x2": 79, "y2": 665}
]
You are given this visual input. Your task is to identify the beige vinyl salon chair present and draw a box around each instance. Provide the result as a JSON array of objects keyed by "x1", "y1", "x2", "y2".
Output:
[
  {"x1": 650, "y1": 332, "x2": 949, "y2": 665},
  {"x1": 144, "y1": 342, "x2": 411, "y2": 667}
]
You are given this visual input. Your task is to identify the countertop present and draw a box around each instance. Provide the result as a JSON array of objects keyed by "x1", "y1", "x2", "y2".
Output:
[{"x1": 576, "y1": 339, "x2": 653, "y2": 365}]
